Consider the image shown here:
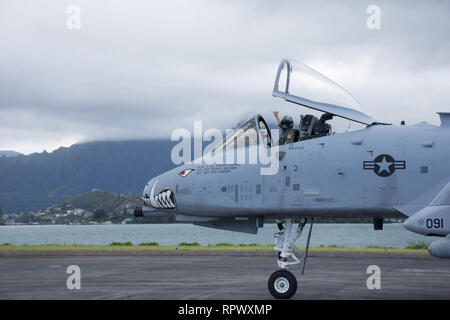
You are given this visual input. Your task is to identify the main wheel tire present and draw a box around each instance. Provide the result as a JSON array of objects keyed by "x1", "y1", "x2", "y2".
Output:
[{"x1": 268, "y1": 270, "x2": 297, "y2": 299}]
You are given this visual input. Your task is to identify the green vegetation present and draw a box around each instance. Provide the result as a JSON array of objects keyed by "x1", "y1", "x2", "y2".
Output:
[
  {"x1": 366, "y1": 244, "x2": 394, "y2": 249},
  {"x1": 214, "y1": 242, "x2": 234, "y2": 246},
  {"x1": 0, "y1": 243, "x2": 429, "y2": 255},
  {"x1": 60, "y1": 190, "x2": 141, "y2": 224},
  {"x1": 94, "y1": 208, "x2": 107, "y2": 220},
  {"x1": 63, "y1": 191, "x2": 119, "y2": 213},
  {"x1": 405, "y1": 240, "x2": 430, "y2": 250},
  {"x1": 109, "y1": 241, "x2": 133, "y2": 246},
  {"x1": 326, "y1": 244, "x2": 345, "y2": 248},
  {"x1": 1, "y1": 190, "x2": 146, "y2": 225},
  {"x1": 138, "y1": 242, "x2": 159, "y2": 246},
  {"x1": 1, "y1": 240, "x2": 430, "y2": 254},
  {"x1": 0, "y1": 140, "x2": 174, "y2": 213},
  {"x1": 177, "y1": 242, "x2": 200, "y2": 246},
  {"x1": 207, "y1": 243, "x2": 268, "y2": 247}
]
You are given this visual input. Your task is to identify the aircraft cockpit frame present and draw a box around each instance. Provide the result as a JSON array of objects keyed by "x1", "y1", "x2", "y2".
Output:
[{"x1": 213, "y1": 114, "x2": 273, "y2": 152}]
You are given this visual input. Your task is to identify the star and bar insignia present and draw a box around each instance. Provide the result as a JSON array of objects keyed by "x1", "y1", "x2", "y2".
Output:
[{"x1": 363, "y1": 154, "x2": 406, "y2": 177}]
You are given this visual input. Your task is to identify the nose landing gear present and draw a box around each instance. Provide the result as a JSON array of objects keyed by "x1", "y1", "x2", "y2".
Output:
[
  {"x1": 268, "y1": 218, "x2": 314, "y2": 299},
  {"x1": 268, "y1": 269, "x2": 297, "y2": 299}
]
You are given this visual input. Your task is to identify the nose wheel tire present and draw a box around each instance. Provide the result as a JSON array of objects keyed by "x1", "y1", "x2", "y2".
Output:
[{"x1": 268, "y1": 270, "x2": 297, "y2": 299}]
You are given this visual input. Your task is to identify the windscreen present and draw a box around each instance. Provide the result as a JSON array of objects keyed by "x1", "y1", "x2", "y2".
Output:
[{"x1": 215, "y1": 117, "x2": 259, "y2": 152}]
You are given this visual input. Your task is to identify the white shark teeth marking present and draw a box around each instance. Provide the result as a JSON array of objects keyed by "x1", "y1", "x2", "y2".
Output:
[
  {"x1": 163, "y1": 195, "x2": 168, "y2": 208},
  {"x1": 152, "y1": 188, "x2": 176, "y2": 209},
  {"x1": 158, "y1": 193, "x2": 167, "y2": 208},
  {"x1": 161, "y1": 192, "x2": 168, "y2": 208},
  {"x1": 166, "y1": 190, "x2": 175, "y2": 207}
]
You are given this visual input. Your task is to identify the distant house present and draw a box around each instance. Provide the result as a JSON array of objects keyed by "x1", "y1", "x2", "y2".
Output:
[{"x1": 73, "y1": 208, "x2": 85, "y2": 216}]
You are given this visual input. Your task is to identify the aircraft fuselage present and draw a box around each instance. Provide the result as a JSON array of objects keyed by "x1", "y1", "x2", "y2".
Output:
[{"x1": 145, "y1": 123, "x2": 450, "y2": 220}]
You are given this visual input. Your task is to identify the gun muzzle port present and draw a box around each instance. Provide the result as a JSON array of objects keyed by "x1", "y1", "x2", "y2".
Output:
[{"x1": 134, "y1": 207, "x2": 144, "y2": 217}]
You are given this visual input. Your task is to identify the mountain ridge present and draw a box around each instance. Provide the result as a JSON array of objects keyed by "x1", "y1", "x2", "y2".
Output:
[
  {"x1": 0, "y1": 151, "x2": 22, "y2": 158},
  {"x1": 0, "y1": 139, "x2": 177, "y2": 212}
]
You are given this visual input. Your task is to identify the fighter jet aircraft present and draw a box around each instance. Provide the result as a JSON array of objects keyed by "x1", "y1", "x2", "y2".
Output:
[{"x1": 134, "y1": 59, "x2": 450, "y2": 299}]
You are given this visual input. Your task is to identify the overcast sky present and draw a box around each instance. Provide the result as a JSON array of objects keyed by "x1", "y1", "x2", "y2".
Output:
[{"x1": 0, "y1": 0, "x2": 449, "y2": 154}]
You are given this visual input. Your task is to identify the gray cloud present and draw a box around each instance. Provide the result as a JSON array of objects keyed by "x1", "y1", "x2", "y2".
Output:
[{"x1": 0, "y1": 0, "x2": 449, "y2": 154}]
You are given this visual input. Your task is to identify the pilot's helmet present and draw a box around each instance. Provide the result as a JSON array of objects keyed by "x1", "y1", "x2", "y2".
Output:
[{"x1": 280, "y1": 115, "x2": 294, "y2": 130}]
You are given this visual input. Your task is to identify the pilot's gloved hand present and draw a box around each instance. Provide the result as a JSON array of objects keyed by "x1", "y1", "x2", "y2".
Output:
[{"x1": 272, "y1": 110, "x2": 281, "y2": 124}]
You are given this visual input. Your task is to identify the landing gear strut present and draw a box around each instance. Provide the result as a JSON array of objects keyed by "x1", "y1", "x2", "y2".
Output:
[{"x1": 267, "y1": 218, "x2": 314, "y2": 299}]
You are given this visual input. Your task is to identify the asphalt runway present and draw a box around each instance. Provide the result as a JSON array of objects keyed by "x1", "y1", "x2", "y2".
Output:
[{"x1": 1, "y1": 251, "x2": 449, "y2": 299}]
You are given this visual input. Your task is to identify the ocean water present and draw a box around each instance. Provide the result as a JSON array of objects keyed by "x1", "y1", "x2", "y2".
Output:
[{"x1": 0, "y1": 223, "x2": 437, "y2": 248}]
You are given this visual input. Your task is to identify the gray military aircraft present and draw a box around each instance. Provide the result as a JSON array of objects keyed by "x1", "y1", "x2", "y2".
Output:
[{"x1": 134, "y1": 59, "x2": 450, "y2": 299}]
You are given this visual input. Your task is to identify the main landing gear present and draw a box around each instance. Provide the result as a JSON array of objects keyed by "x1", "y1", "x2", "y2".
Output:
[{"x1": 267, "y1": 218, "x2": 314, "y2": 299}]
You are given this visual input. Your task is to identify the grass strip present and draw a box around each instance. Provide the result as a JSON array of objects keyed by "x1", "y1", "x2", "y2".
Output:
[{"x1": 0, "y1": 243, "x2": 428, "y2": 254}]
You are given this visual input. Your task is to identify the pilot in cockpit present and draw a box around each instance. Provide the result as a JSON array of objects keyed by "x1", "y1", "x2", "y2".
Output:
[{"x1": 272, "y1": 111, "x2": 300, "y2": 145}]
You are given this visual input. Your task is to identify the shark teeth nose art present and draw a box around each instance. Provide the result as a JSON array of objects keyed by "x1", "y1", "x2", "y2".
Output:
[
  {"x1": 147, "y1": 178, "x2": 176, "y2": 210},
  {"x1": 154, "y1": 188, "x2": 176, "y2": 209}
]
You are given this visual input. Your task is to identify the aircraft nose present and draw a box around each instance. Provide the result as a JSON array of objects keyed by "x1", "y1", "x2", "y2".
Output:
[
  {"x1": 143, "y1": 177, "x2": 157, "y2": 198},
  {"x1": 143, "y1": 174, "x2": 177, "y2": 210}
]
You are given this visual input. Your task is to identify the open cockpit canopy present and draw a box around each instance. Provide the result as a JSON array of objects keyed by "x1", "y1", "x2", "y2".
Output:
[{"x1": 273, "y1": 59, "x2": 377, "y2": 125}]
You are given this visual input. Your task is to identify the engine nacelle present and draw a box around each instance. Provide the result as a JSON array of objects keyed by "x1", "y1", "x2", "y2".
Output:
[
  {"x1": 429, "y1": 239, "x2": 450, "y2": 259},
  {"x1": 404, "y1": 182, "x2": 450, "y2": 236},
  {"x1": 404, "y1": 205, "x2": 450, "y2": 236}
]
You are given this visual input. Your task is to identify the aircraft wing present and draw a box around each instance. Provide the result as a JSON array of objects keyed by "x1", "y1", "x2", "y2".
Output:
[{"x1": 273, "y1": 59, "x2": 379, "y2": 125}]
